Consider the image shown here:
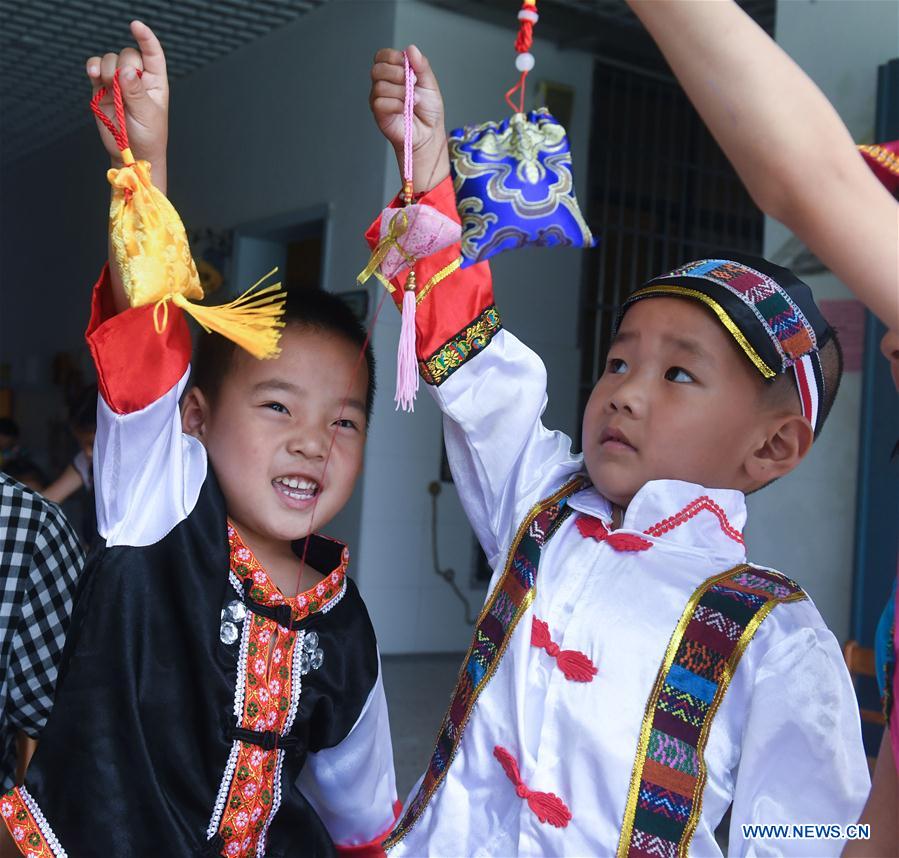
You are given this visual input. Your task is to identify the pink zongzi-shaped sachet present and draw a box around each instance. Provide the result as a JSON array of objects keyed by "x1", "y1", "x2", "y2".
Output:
[{"x1": 376, "y1": 204, "x2": 462, "y2": 280}]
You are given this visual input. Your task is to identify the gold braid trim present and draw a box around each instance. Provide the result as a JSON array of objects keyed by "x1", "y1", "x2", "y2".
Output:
[
  {"x1": 627, "y1": 285, "x2": 776, "y2": 379},
  {"x1": 859, "y1": 144, "x2": 899, "y2": 177},
  {"x1": 416, "y1": 257, "x2": 462, "y2": 305}
]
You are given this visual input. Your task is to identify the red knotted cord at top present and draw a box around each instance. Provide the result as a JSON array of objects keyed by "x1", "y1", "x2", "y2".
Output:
[
  {"x1": 90, "y1": 67, "x2": 142, "y2": 158},
  {"x1": 505, "y1": 0, "x2": 539, "y2": 113}
]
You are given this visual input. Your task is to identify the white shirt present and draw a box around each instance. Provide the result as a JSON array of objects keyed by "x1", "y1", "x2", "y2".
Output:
[{"x1": 390, "y1": 329, "x2": 869, "y2": 858}]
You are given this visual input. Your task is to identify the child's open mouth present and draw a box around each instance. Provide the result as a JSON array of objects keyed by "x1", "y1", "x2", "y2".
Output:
[{"x1": 272, "y1": 475, "x2": 321, "y2": 508}]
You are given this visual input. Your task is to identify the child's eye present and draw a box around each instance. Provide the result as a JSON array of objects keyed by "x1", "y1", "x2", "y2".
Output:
[
  {"x1": 607, "y1": 357, "x2": 628, "y2": 375},
  {"x1": 264, "y1": 402, "x2": 290, "y2": 415},
  {"x1": 665, "y1": 367, "x2": 695, "y2": 383},
  {"x1": 334, "y1": 418, "x2": 358, "y2": 431}
]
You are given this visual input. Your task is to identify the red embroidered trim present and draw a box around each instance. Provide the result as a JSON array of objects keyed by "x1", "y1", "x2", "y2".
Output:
[
  {"x1": 643, "y1": 496, "x2": 744, "y2": 546},
  {"x1": 576, "y1": 495, "x2": 744, "y2": 551},
  {"x1": 213, "y1": 526, "x2": 350, "y2": 857},
  {"x1": 229, "y1": 523, "x2": 348, "y2": 621},
  {"x1": 1, "y1": 788, "x2": 55, "y2": 857},
  {"x1": 575, "y1": 515, "x2": 652, "y2": 552},
  {"x1": 493, "y1": 746, "x2": 571, "y2": 828},
  {"x1": 530, "y1": 617, "x2": 597, "y2": 682}
]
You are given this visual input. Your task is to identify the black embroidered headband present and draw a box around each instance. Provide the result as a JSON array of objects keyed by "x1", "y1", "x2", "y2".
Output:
[{"x1": 618, "y1": 255, "x2": 833, "y2": 435}]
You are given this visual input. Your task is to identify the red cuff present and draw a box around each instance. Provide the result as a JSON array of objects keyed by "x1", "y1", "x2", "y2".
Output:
[
  {"x1": 334, "y1": 800, "x2": 402, "y2": 858},
  {"x1": 85, "y1": 264, "x2": 192, "y2": 414},
  {"x1": 364, "y1": 176, "x2": 497, "y2": 368}
]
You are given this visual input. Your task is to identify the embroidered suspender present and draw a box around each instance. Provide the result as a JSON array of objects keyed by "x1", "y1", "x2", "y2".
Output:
[
  {"x1": 384, "y1": 476, "x2": 586, "y2": 849},
  {"x1": 617, "y1": 565, "x2": 806, "y2": 858}
]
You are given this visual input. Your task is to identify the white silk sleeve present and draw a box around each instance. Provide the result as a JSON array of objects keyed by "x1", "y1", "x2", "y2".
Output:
[
  {"x1": 296, "y1": 665, "x2": 398, "y2": 849},
  {"x1": 431, "y1": 329, "x2": 583, "y2": 568},
  {"x1": 728, "y1": 625, "x2": 870, "y2": 856},
  {"x1": 94, "y1": 368, "x2": 207, "y2": 548}
]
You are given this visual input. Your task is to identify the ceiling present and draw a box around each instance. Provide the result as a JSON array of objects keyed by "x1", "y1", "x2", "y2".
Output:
[
  {"x1": 0, "y1": 0, "x2": 774, "y2": 165},
  {"x1": 0, "y1": 0, "x2": 330, "y2": 163}
]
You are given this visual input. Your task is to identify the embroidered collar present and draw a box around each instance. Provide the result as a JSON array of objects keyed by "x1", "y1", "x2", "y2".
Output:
[
  {"x1": 568, "y1": 479, "x2": 746, "y2": 562},
  {"x1": 227, "y1": 523, "x2": 348, "y2": 622}
]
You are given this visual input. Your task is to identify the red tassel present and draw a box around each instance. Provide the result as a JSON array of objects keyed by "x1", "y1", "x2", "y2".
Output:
[
  {"x1": 531, "y1": 616, "x2": 597, "y2": 682},
  {"x1": 555, "y1": 649, "x2": 598, "y2": 683},
  {"x1": 605, "y1": 532, "x2": 653, "y2": 552},
  {"x1": 575, "y1": 514, "x2": 653, "y2": 552},
  {"x1": 493, "y1": 745, "x2": 572, "y2": 828},
  {"x1": 575, "y1": 514, "x2": 609, "y2": 541},
  {"x1": 526, "y1": 790, "x2": 572, "y2": 829},
  {"x1": 493, "y1": 745, "x2": 522, "y2": 784},
  {"x1": 530, "y1": 617, "x2": 552, "y2": 649}
]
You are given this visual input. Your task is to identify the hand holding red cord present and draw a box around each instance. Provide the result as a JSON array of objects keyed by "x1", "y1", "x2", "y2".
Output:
[{"x1": 85, "y1": 20, "x2": 168, "y2": 194}]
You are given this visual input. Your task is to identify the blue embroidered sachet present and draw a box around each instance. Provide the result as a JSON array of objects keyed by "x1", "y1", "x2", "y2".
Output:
[{"x1": 448, "y1": 108, "x2": 596, "y2": 268}]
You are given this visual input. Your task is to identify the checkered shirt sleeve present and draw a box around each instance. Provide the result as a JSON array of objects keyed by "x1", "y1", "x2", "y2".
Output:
[{"x1": 0, "y1": 475, "x2": 83, "y2": 788}]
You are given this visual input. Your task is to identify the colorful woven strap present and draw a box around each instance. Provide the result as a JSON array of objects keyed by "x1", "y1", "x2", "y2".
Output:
[
  {"x1": 617, "y1": 565, "x2": 806, "y2": 857},
  {"x1": 384, "y1": 475, "x2": 586, "y2": 849},
  {"x1": 1, "y1": 787, "x2": 66, "y2": 857}
]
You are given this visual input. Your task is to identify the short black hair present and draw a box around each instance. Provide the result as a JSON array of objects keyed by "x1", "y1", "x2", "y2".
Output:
[{"x1": 191, "y1": 287, "x2": 376, "y2": 424}]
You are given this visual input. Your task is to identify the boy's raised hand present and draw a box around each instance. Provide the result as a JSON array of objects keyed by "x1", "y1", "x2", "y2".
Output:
[
  {"x1": 86, "y1": 20, "x2": 168, "y2": 192},
  {"x1": 370, "y1": 45, "x2": 450, "y2": 194}
]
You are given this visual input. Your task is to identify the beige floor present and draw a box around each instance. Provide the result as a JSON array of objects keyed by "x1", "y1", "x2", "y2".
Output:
[{"x1": 382, "y1": 652, "x2": 463, "y2": 800}]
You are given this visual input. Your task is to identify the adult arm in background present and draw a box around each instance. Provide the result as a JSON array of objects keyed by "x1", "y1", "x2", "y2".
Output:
[
  {"x1": 41, "y1": 464, "x2": 83, "y2": 505},
  {"x1": 627, "y1": 0, "x2": 899, "y2": 332},
  {"x1": 843, "y1": 732, "x2": 898, "y2": 856}
]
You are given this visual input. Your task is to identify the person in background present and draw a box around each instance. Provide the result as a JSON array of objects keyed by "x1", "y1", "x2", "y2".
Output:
[
  {"x1": 43, "y1": 385, "x2": 98, "y2": 546},
  {"x1": 0, "y1": 421, "x2": 22, "y2": 472},
  {"x1": 0, "y1": 474, "x2": 83, "y2": 802}
]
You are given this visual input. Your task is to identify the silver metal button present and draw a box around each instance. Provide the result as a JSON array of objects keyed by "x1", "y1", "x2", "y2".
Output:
[{"x1": 220, "y1": 621, "x2": 239, "y2": 645}]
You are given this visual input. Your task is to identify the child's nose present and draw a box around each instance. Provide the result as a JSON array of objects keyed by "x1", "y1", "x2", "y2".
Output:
[
  {"x1": 606, "y1": 376, "x2": 645, "y2": 416},
  {"x1": 289, "y1": 424, "x2": 328, "y2": 459}
]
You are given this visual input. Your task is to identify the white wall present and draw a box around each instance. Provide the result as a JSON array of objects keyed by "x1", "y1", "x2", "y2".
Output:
[
  {"x1": 746, "y1": 0, "x2": 899, "y2": 643},
  {"x1": 355, "y1": 0, "x2": 595, "y2": 653}
]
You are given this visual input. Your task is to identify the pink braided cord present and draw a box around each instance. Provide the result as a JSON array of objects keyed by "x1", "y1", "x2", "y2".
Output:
[{"x1": 403, "y1": 51, "x2": 417, "y2": 187}]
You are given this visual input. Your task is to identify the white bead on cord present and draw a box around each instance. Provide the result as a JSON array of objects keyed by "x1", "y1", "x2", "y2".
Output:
[
  {"x1": 518, "y1": 8, "x2": 539, "y2": 22},
  {"x1": 515, "y1": 52, "x2": 535, "y2": 72}
]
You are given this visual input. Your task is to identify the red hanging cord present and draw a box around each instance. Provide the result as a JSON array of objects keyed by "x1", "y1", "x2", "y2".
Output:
[
  {"x1": 90, "y1": 67, "x2": 142, "y2": 158},
  {"x1": 505, "y1": 0, "x2": 538, "y2": 113}
]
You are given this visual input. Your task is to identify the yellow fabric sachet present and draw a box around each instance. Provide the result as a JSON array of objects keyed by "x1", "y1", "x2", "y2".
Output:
[
  {"x1": 107, "y1": 150, "x2": 204, "y2": 308},
  {"x1": 94, "y1": 71, "x2": 285, "y2": 360}
]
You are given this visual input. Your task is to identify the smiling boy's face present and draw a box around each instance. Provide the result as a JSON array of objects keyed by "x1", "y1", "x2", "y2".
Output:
[
  {"x1": 184, "y1": 325, "x2": 368, "y2": 554},
  {"x1": 581, "y1": 297, "x2": 810, "y2": 509}
]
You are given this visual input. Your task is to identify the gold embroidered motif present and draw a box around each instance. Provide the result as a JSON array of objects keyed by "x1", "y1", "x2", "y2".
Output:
[{"x1": 420, "y1": 305, "x2": 502, "y2": 386}]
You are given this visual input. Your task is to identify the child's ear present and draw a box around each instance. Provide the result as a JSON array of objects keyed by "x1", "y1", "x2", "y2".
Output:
[
  {"x1": 181, "y1": 387, "x2": 210, "y2": 441},
  {"x1": 745, "y1": 414, "x2": 814, "y2": 486}
]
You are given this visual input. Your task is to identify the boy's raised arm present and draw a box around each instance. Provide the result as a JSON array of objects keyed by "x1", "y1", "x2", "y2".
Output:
[
  {"x1": 367, "y1": 49, "x2": 584, "y2": 568},
  {"x1": 86, "y1": 20, "x2": 169, "y2": 315},
  {"x1": 84, "y1": 23, "x2": 205, "y2": 548},
  {"x1": 627, "y1": 0, "x2": 899, "y2": 332}
]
